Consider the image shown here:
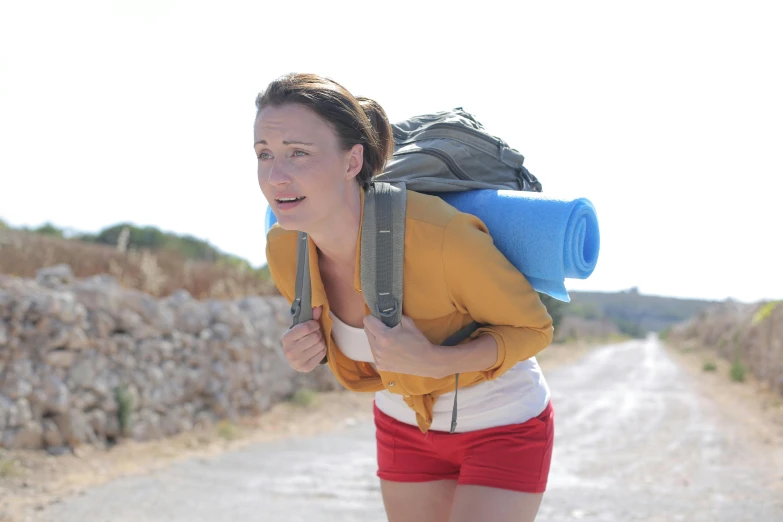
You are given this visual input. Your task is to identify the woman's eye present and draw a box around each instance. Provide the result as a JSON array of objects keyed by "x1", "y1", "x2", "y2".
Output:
[
  {"x1": 258, "y1": 152, "x2": 272, "y2": 160},
  {"x1": 293, "y1": 150, "x2": 308, "y2": 157}
]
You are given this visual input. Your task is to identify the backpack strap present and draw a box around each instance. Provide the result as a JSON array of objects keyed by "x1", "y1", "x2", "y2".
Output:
[
  {"x1": 291, "y1": 231, "x2": 327, "y2": 364},
  {"x1": 360, "y1": 182, "x2": 406, "y2": 328},
  {"x1": 291, "y1": 231, "x2": 312, "y2": 326}
]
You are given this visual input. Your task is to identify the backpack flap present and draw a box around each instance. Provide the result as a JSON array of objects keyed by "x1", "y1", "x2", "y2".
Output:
[{"x1": 379, "y1": 107, "x2": 543, "y2": 195}]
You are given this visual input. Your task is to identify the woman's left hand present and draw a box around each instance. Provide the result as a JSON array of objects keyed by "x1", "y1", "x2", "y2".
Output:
[{"x1": 363, "y1": 314, "x2": 443, "y2": 378}]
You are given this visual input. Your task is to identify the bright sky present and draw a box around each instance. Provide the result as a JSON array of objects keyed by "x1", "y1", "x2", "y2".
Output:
[{"x1": 1, "y1": 0, "x2": 781, "y2": 303}]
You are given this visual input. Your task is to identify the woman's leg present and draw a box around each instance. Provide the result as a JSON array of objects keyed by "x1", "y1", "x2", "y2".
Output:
[
  {"x1": 449, "y1": 485, "x2": 544, "y2": 522},
  {"x1": 374, "y1": 400, "x2": 462, "y2": 521},
  {"x1": 380, "y1": 479, "x2": 458, "y2": 522}
]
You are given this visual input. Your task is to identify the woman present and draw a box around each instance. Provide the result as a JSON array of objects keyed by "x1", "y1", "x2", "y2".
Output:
[{"x1": 257, "y1": 73, "x2": 555, "y2": 522}]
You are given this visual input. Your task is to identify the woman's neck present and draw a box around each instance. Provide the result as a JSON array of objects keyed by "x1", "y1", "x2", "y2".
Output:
[{"x1": 309, "y1": 183, "x2": 362, "y2": 270}]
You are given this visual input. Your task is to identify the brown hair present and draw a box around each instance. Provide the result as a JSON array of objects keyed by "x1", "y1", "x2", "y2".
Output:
[{"x1": 255, "y1": 73, "x2": 394, "y2": 188}]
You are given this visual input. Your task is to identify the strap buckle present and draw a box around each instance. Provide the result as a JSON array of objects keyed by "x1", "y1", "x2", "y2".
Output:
[
  {"x1": 290, "y1": 298, "x2": 302, "y2": 318},
  {"x1": 375, "y1": 301, "x2": 398, "y2": 319}
]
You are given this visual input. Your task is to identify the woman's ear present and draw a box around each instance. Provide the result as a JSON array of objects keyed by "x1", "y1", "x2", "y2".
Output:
[{"x1": 345, "y1": 143, "x2": 364, "y2": 181}]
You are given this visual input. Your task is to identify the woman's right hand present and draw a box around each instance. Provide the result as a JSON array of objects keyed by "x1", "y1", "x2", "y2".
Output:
[{"x1": 280, "y1": 306, "x2": 327, "y2": 372}]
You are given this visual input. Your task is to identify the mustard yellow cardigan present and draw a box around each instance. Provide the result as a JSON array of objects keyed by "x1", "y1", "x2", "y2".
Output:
[{"x1": 266, "y1": 188, "x2": 554, "y2": 432}]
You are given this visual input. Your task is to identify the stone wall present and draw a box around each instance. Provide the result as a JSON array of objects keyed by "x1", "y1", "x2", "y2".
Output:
[{"x1": 0, "y1": 265, "x2": 340, "y2": 450}]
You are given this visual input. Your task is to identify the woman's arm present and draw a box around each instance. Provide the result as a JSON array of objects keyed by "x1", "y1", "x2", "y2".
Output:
[
  {"x1": 442, "y1": 212, "x2": 554, "y2": 380},
  {"x1": 363, "y1": 314, "x2": 497, "y2": 379},
  {"x1": 429, "y1": 334, "x2": 498, "y2": 379}
]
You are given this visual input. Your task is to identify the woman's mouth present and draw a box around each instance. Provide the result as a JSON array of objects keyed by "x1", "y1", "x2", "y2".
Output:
[{"x1": 276, "y1": 196, "x2": 305, "y2": 210}]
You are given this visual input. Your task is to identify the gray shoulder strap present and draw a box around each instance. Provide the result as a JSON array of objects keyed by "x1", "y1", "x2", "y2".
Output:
[
  {"x1": 291, "y1": 231, "x2": 312, "y2": 326},
  {"x1": 291, "y1": 230, "x2": 327, "y2": 364},
  {"x1": 361, "y1": 182, "x2": 406, "y2": 328}
]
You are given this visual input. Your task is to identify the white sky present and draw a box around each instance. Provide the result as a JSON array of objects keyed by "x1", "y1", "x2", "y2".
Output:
[{"x1": 1, "y1": 0, "x2": 781, "y2": 303}]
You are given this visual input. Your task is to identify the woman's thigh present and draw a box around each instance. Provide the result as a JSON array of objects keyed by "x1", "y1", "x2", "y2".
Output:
[
  {"x1": 450, "y1": 485, "x2": 544, "y2": 522},
  {"x1": 380, "y1": 479, "x2": 458, "y2": 522}
]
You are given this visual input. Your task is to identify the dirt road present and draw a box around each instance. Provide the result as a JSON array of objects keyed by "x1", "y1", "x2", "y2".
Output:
[{"x1": 33, "y1": 336, "x2": 783, "y2": 521}]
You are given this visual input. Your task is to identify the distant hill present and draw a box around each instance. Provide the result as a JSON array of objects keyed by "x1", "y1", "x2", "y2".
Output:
[{"x1": 563, "y1": 287, "x2": 721, "y2": 338}]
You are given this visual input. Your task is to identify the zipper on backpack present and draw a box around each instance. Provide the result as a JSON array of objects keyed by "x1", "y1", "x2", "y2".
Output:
[
  {"x1": 394, "y1": 148, "x2": 473, "y2": 181},
  {"x1": 395, "y1": 122, "x2": 510, "y2": 152},
  {"x1": 430, "y1": 122, "x2": 507, "y2": 147}
]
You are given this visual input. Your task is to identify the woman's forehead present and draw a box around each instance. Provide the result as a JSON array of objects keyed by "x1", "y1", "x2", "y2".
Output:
[{"x1": 255, "y1": 104, "x2": 332, "y2": 142}]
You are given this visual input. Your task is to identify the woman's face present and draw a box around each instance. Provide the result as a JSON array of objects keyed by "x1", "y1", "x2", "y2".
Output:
[{"x1": 254, "y1": 103, "x2": 362, "y2": 233}]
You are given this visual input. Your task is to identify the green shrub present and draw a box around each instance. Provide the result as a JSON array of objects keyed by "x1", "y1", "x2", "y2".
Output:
[
  {"x1": 289, "y1": 388, "x2": 318, "y2": 407},
  {"x1": 752, "y1": 301, "x2": 780, "y2": 325},
  {"x1": 730, "y1": 361, "x2": 746, "y2": 382},
  {"x1": 114, "y1": 386, "x2": 134, "y2": 436},
  {"x1": 0, "y1": 457, "x2": 20, "y2": 477},
  {"x1": 34, "y1": 222, "x2": 65, "y2": 238},
  {"x1": 216, "y1": 420, "x2": 241, "y2": 441},
  {"x1": 659, "y1": 327, "x2": 671, "y2": 341}
]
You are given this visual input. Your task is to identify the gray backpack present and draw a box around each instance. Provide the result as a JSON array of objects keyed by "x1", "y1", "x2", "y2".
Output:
[{"x1": 289, "y1": 108, "x2": 543, "y2": 432}]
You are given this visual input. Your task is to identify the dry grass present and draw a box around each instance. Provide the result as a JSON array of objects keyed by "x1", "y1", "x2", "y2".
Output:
[
  {"x1": 664, "y1": 342, "x2": 783, "y2": 444},
  {"x1": 669, "y1": 300, "x2": 783, "y2": 397},
  {"x1": 0, "y1": 228, "x2": 277, "y2": 300},
  {"x1": 215, "y1": 420, "x2": 242, "y2": 441}
]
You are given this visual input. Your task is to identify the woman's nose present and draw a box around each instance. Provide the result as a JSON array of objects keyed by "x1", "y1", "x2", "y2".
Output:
[{"x1": 267, "y1": 160, "x2": 290, "y2": 185}]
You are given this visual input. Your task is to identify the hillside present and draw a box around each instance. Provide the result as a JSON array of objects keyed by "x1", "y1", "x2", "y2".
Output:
[{"x1": 561, "y1": 287, "x2": 720, "y2": 339}]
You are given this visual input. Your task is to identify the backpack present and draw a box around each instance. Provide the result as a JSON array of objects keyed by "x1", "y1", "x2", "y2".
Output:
[{"x1": 288, "y1": 108, "x2": 543, "y2": 432}]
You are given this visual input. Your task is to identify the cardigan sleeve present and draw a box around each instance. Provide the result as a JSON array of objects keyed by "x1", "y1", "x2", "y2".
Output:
[{"x1": 442, "y1": 211, "x2": 554, "y2": 380}]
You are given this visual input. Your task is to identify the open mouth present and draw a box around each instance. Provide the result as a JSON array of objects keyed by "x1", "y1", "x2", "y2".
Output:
[{"x1": 276, "y1": 196, "x2": 306, "y2": 211}]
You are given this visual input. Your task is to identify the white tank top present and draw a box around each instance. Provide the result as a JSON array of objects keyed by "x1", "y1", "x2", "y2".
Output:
[{"x1": 329, "y1": 311, "x2": 551, "y2": 432}]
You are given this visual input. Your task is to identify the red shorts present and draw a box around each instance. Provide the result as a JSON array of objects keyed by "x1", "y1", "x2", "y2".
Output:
[{"x1": 374, "y1": 400, "x2": 554, "y2": 493}]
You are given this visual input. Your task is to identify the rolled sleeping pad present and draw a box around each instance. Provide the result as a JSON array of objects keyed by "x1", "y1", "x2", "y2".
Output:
[{"x1": 436, "y1": 190, "x2": 599, "y2": 302}]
